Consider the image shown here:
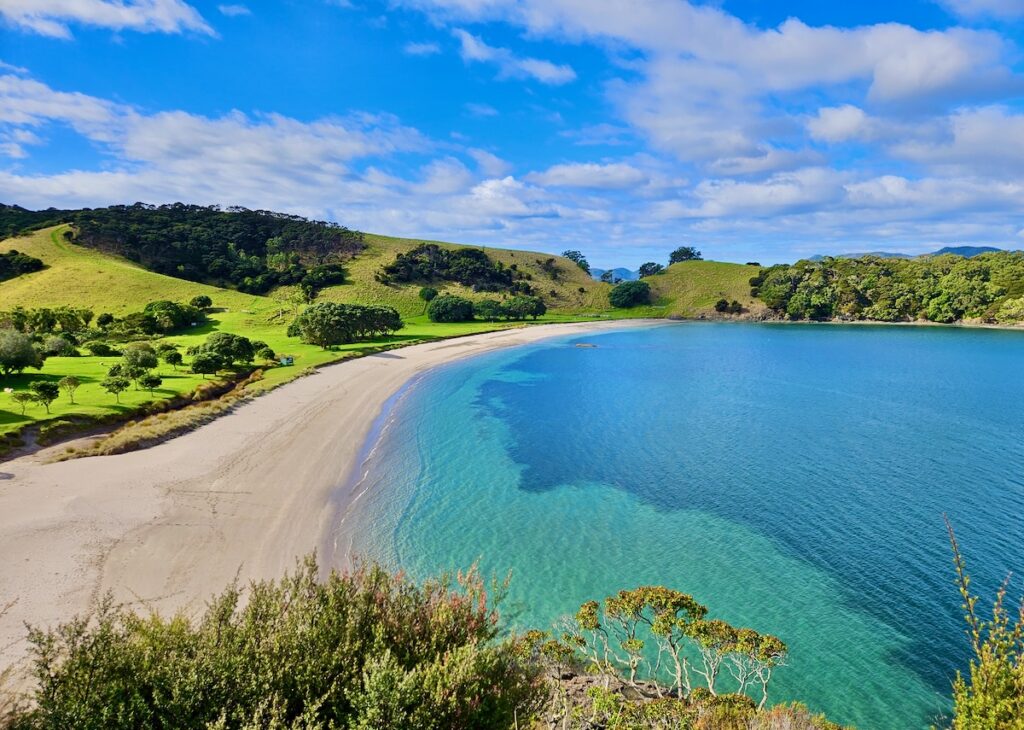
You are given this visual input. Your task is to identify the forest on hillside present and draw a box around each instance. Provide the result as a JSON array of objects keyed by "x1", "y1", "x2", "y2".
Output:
[
  {"x1": 0, "y1": 203, "x2": 365, "y2": 297},
  {"x1": 751, "y1": 253, "x2": 1024, "y2": 324}
]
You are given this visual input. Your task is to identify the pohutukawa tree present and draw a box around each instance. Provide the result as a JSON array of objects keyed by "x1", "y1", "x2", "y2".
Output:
[{"x1": 561, "y1": 585, "x2": 787, "y2": 709}]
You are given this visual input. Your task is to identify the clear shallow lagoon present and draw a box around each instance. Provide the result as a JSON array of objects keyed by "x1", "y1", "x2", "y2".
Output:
[{"x1": 335, "y1": 322, "x2": 1024, "y2": 729}]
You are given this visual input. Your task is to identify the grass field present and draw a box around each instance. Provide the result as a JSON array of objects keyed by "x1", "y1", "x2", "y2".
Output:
[{"x1": 0, "y1": 225, "x2": 758, "y2": 446}]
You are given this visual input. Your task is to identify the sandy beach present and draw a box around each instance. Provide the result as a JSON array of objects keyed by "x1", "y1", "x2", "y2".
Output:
[{"x1": 0, "y1": 320, "x2": 644, "y2": 677}]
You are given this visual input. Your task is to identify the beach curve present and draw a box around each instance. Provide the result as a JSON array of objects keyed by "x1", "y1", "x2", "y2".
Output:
[{"x1": 0, "y1": 320, "x2": 647, "y2": 676}]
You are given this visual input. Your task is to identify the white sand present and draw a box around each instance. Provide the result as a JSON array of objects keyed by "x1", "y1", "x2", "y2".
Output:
[{"x1": 0, "y1": 320, "x2": 646, "y2": 676}]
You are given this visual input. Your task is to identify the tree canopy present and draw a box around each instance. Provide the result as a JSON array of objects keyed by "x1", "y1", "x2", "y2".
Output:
[
  {"x1": 0, "y1": 249, "x2": 44, "y2": 283},
  {"x1": 426, "y1": 294, "x2": 475, "y2": 323},
  {"x1": 562, "y1": 250, "x2": 591, "y2": 274},
  {"x1": 751, "y1": 253, "x2": 1024, "y2": 323},
  {"x1": 669, "y1": 246, "x2": 703, "y2": 264},
  {"x1": 290, "y1": 302, "x2": 403, "y2": 348},
  {"x1": 378, "y1": 244, "x2": 532, "y2": 294},
  {"x1": 5, "y1": 203, "x2": 363, "y2": 296},
  {"x1": 608, "y1": 280, "x2": 651, "y2": 308}
]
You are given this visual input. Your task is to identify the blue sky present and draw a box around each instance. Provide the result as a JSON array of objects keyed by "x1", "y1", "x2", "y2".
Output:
[{"x1": 1, "y1": 0, "x2": 1024, "y2": 266}]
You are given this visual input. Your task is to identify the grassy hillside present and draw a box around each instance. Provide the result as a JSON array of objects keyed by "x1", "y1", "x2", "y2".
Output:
[
  {"x1": 319, "y1": 233, "x2": 612, "y2": 317},
  {"x1": 647, "y1": 260, "x2": 766, "y2": 318}
]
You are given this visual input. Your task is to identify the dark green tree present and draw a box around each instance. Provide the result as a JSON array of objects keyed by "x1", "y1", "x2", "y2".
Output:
[
  {"x1": 608, "y1": 280, "x2": 651, "y2": 308},
  {"x1": 29, "y1": 381, "x2": 60, "y2": 414},
  {"x1": 201, "y1": 332, "x2": 255, "y2": 366},
  {"x1": 473, "y1": 299, "x2": 506, "y2": 322},
  {"x1": 638, "y1": 262, "x2": 664, "y2": 278},
  {"x1": 427, "y1": 295, "x2": 474, "y2": 323},
  {"x1": 139, "y1": 373, "x2": 163, "y2": 396},
  {"x1": 190, "y1": 352, "x2": 223, "y2": 379},
  {"x1": 101, "y1": 376, "x2": 131, "y2": 402},
  {"x1": 189, "y1": 294, "x2": 213, "y2": 309},
  {"x1": 562, "y1": 250, "x2": 590, "y2": 274},
  {"x1": 164, "y1": 351, "x2": 183, "y2": 370},
  {"x1": 669, "y1": 246, "x2": 703, "y2": 264}
]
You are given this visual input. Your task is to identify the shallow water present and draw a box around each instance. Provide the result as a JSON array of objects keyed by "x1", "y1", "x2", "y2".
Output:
[{"x1": 335, "y1": 322, "x2": 1024, "y2": 728}]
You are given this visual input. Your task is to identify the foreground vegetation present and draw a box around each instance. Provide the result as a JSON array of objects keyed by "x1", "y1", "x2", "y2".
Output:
[
  {"x1": 0, "y1": 557, "x2": 843, "y2": 730},
  {"x1": 1, "y1": 528, "x2": 1015, "y2": 729}
]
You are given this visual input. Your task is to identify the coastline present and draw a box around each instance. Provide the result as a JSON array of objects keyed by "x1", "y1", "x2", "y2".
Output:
[{"x1": 0, "y1": 319, "x2": 651, "y2": 678}]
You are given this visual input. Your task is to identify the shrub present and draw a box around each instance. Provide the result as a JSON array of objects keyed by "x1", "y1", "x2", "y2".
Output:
[
  {"x1": 189, "y1": 294, "x2": 213, "y2": 309},
  {"x1": 83, "y1": 340, "x2": 120, "y2": 357},
  {"x1": 427, "y1": 295, "x2": 474, "y2": 323},
  {"x1": 41, "y1": 335, "x2": 77, "y2": 357},
  {"x1": 256, "y1": 346, "x2": 276, "y2": 362},
  {"x1": 11, "y1": 558, "x2": 545, "y2": 730},
  {"x1": 608, "y1": 280, "x2": 651, "y2": 308}
]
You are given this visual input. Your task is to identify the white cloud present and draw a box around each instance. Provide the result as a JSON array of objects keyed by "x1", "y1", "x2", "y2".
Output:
[
  {"x1": 468, "y1": 148, "x2": 512, "y2": 176},
  {"x1": 404, "y1": 0, "x2": 1016, "y2": 173},
  {"x1": 940, "y1": 0, "x2": 1024, "y2": 19},
  {"x1": 807, "y1": 105, "x2": 872, "y2": 143},
  {"x1": 452, "y1": 29, "x2": 575, "y2": 85},
  {"x1": 889, "y1": 106, "x2": 1024, "y2": 173},
  {"x1": 527, "y1": 162, "x2": 648, "y2": 189},
  {"x1": 403, "y1": 41, "x2": 441, "y2": 56},
  {"x1": 0, "y1": 0, "x2": 213, "y2": 39},
  {"x1": 217, "y1": 4, "x2": 250, "y2": 17}
]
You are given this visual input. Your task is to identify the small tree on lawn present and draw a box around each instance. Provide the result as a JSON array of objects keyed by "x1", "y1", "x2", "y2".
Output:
[
  {"x1": 29, "y1": 381, "x2": 60, "y2": 414},
  {"x1": 58, "y1": 376, "x2": 81, "y2": 404},
  {"x1": 165, "y1": 351, "x2": 183, "y2": 370},
  {"x1": 189, "y1": 295, "x2": 213, "y2": 310},
  {"x1": 101, "y1": 376, "x2": 130, "y2": 403},
  {"x1": 139, "y1": 373, "x2": 163, "y2": 396},
  {"x1": 11, "y1": 391, "x2": 34, "y2": 415}
]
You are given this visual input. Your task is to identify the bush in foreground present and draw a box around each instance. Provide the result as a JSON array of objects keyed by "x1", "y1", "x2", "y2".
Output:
[{"x1": 8, "y1": 558, "x2": 544, "y2": 730}]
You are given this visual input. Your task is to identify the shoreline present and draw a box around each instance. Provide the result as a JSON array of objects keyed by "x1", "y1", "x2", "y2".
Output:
[{"x1": 0, "y1": 319, "x2": 651, "y2": 678}]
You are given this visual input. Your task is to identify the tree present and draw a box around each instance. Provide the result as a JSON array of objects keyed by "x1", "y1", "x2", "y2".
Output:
[
  {"x1": 419, "y1": 286, "x2": 438, "y2": 302},
  {"x1": 58, "y1": 375, "x2": 81, "y2": 404},
  {"x1": 200, "y1": 332, "x2": 255, "y2": 366},
  {"x1": 473, "y1": 299, "x2": 506, "y2": 322},
  {"x1": 427, "y1": 295, "x2": 474, "y2": 323},
  {"x1": 0, "y1": 329, "x2": 42, "y2": 377},
  {"x1": 715, "y1": 298, "x2": 730, "y2": 313},
  {"x1": 669, "y1": 246, "x2": 703, "y2": 264},
  {"x1": 139, "y1": 373, "x2": 163, "y2": 396},
  {"x1": 29, "y1": 381, "x2": 60, "y2": 414},
  {"x1": 638, "y1": 262, "x2": 664, "y2": 278},
  {"x1": 96, "y1": 312, "x2": 114, "y2": 328},
  {"x1": 608, "y1": 280, "x2": 651, "y2": 308},
  {"x1": 505, "y1": 295, "x2": 546, "y2": 321},
  {"x1": 189, "y1": 294, "x2": 213, "y2": 309},
  {"x1": 164, "y1": 351, "x2": 183, "y2": 370},
  {"x1": 600, "y1": 270, "x2": 614, "y2": 284},
  {"x1": 11, "y1": 391, "x2": 34, "y2": 415},
  {"x1": 122, "y1": 345, "x2": 159, "y2": 372},
  {"x1": 562, "y1": 250, "x2": 590, "y2": 274},
  {"x1": 190, "y1": 352, "x2": 223, "y2": 379},
  {"x1": 256, "y1": 346, "x2": 276, "y2": 362},
  {"x1": 101, "y1": 376, "x2": 130, "y2": 402}
]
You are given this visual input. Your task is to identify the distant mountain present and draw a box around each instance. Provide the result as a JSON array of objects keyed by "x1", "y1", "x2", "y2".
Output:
[
  {"x1": 806, "y1": 246, "x2": 1005, "y2": 262},
  {"x1": 931, "y1": 246, "x2": 1002, "y2": 257},
  {"x1": 591, "y1": 267, "x2": 638, "y2": 282}
]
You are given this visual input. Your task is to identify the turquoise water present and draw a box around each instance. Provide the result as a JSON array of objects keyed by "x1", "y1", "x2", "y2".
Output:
[{"x1": 334, "y1": 322, "x2": 1024, "y2": 729}]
